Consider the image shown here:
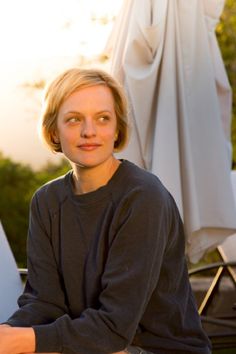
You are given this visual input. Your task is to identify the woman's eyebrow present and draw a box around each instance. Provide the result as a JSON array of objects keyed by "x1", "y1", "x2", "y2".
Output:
[
  {"x1": 64, "y1": 109, "x2": 113, "y2": 115},
  {"x1": 95, "y1": 110, "x2": 113, "y2": 114},
  {"x1": 64, "y1": 110, "x2": 81, "y2": 114},
  {"x1": 63, "y1": 110, "x2": 83, "y2": 116}
]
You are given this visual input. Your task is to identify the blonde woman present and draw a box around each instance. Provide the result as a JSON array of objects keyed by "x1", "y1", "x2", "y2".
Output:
[{"x1": 1, "y1": 68, "x2": 211, "y2": 354}]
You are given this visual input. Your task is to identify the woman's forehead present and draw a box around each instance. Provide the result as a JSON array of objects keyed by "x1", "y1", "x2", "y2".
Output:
[{"x1": 59, "y1": 85, "x2": 116, "y2": 114}]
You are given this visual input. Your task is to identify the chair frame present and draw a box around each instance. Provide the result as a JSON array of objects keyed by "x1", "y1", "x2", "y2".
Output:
[
  {"x1": 189, "y1": 260, "x2": 236, "y2": 315},
  {"x1": 189, "y1": 260, "x2": 236, "y2": 350}
]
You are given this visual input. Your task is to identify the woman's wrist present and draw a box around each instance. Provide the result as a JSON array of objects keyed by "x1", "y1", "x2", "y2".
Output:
[
  {"x1": 0, "y1": 325, "x2": 35, "y2": 354},
  {"x1": 13, "y1": 327, "x2": 36, "y2": 353}
]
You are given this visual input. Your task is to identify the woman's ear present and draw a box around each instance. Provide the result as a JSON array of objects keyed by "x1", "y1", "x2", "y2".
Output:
[
  {"x1": 52, "y1": 130, "x2": 60, "y2": 144},
  {"x1": 115, "y1": 131, "x2": 119, "y2": 141}
]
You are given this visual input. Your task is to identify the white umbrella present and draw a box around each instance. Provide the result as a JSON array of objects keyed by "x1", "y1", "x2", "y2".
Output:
[{"x1": 107, "y1": 0, "x2": 236, "y2": 263}]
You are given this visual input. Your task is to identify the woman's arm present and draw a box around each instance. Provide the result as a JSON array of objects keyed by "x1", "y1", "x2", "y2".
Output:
[
  {"x1": 6, "y1": 192, "x2": 68, "y2": 328},
  {"x1": 0, "y1": 326, "x2": 61, "y2": 354},
  {"x1": 0, "y1": 323, "x2": 125, "y2": 354},
  {"x1": 24, "y1": 352, "x2": 126, "y2": 354},
  {"x1": 23, "y1": 352, "x2": 126, "y2": 354}
]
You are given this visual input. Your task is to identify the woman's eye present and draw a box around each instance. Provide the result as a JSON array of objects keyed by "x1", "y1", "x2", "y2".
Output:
[
  {"x1": 67, "y1": 117, "x2": 80, "y2": 123},
  {"x1": 98, "y1": 115, "x2": 110, "y2": 123}
]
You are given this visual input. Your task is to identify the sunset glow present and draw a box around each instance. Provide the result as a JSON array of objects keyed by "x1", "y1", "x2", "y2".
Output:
[{"x1": 0, "y1": 0, "x2": 123, "y2": 168}]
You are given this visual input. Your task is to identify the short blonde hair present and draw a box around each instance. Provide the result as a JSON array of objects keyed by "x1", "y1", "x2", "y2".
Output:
[{"x1": 40, "y1": 67, "x2": 129, "y2": 153}]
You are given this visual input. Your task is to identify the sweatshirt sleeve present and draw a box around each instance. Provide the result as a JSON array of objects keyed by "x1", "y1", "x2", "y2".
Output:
[
  {"x1": 6, "y1": 191, "x2": 69, "y2": 329},
  {"x1": 33, "y1": 183, "x2": 177, "y2": 354}
]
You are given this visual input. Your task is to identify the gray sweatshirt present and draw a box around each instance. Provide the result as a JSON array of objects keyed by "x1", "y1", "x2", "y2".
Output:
[{"x1": 6, "y1": 160, "x2": 211, "y2": 354}]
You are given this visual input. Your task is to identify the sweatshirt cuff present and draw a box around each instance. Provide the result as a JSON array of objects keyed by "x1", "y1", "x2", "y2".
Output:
[{"x1": 33, "y1": 322, "x2": 62, "y2": 353}]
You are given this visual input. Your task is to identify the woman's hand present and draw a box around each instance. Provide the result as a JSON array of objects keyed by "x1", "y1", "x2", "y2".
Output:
[
  {"x1": 0, "y1": 324, "x2": 35, "y2": 354},
  {"x1": 22, "y1": 352, "x2": 125, "y2": 354},
  {"x1": 0, "y1": 325, "x2": 17, "y2": 354},
  {"x1": 22, "y1": 350, "x2": 125, "y2": 353}
]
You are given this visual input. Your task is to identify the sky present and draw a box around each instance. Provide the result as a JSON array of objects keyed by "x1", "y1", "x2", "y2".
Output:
[{"x1": 0, "y1": 0, "x2": 123, "y2": 169}]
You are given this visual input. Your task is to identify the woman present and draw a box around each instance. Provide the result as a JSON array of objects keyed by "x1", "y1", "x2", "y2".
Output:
[{"x1": 0, "y1": 68, "x2": 211, "y2": 354}]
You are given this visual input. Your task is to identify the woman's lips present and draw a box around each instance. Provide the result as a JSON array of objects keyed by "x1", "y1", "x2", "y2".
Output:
[{"x1": 77, "y1": 143, "x2": 101, "y2": 151}]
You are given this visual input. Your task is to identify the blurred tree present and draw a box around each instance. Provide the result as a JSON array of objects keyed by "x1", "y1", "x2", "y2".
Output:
[
  {"x1": 35, "y1": 157, "x2": 71, "y2": 186},
  {"x1": 0, "y1": 154, "x2": 37, "y2": 266},
  {"x1": 217, "y1": 0, "x2": 236, "y2": 168},
  {"x1": 0, "y1": 153, "x2": 70, "y2": 267}
]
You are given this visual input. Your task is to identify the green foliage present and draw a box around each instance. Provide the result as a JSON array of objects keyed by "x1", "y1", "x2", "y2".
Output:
[
  {"x1": 217, "y1": 0, "x2": 236, "y2": 168},
  {"x1": 0, "y1": 153, "x2": 70, "y2": 267},
  {"x1": 188, "y1": 249, "x2": 221, "y2": 276},
  {"x1": 35, "y1": 158, "x2": 71, "y2": 186},
  {"x1": 0, "y1": 155, "x2": 37, "y2": 267}
]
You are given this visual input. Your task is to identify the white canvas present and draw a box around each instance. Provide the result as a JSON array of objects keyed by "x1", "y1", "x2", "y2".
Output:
[
  {"x1": 107, "y1": 0, "x2": 236, "y2": 262},
  {"x1": 0, "y1": 221, "x2": 23, "y2": 322}
]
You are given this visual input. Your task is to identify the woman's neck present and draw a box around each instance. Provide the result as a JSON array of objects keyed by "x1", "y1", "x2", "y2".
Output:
[{"x1": 72, "y1": 157, "x2": 121, "y2": 195}]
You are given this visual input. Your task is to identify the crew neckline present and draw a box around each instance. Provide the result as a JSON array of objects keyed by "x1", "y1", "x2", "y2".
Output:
[{"x1": 64, "y1": 159, "x2": 129, "y2": 205}]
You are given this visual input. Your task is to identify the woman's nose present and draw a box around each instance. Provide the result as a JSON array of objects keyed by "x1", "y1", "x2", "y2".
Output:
[{"x1": 81, "y1": 118, "x2": 96, "y2": 138}]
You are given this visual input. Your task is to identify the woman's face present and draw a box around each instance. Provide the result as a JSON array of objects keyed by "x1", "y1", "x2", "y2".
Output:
[{"x1": 55, "y1": 85, "x2": 118, "y2": 169}]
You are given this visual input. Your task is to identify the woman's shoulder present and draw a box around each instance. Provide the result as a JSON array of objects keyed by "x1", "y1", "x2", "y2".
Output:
[
  {"x1": 120, "y1": 160, "x2": 169, "y2": 194},
  {"x1": 32, "y1": 170, "x2": 72, "y2": 207},
  {"x1": 115, "y1": 160, "x2": 173, "y2": 207}
]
